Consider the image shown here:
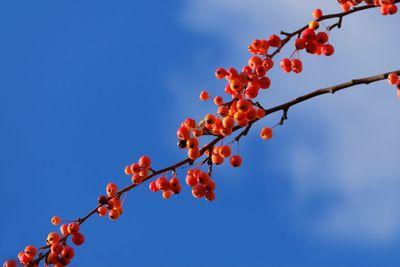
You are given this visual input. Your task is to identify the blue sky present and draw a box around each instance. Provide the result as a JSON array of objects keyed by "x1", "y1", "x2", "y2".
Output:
[{"x1": 1, "y1": 1, "x2": 400, "y2": 266}]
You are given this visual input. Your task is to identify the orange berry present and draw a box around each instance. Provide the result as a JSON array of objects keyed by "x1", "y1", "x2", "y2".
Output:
[
  {"x1": 177, "y1": 126, "x2": 190, "y2": 140},
  {"x1": 204, "y1": 114, "x2": 216, "y2": 125},
  {"x1": 256, "y1": 108, "x2": 266, "y2": 119},
  {"x1": 138, "y1": 155, "x2": 151, "y2": 169},
  {"x1": 109, "y1": 209, "x2": 120, "y2": 220},
  {"x1": 388, "y1": 72, "x2": 399, "y2": 85},
  {"x1": 67, "y1": 222, "x2": 80, "y2": 234},
  {"x1": 267, "y1": 34, "x2": 281, "y2": 47},
  {"x1": 47, "y1": 253, "x2": 59, "y2": 265},
  {"x1": 71, "y1": 233, "x2": 85, "y2": 246},
  {"x1": 139, "y1": 168, "x2": 148, "y2": 177},
  {"x1": 124, "y1": 165, "x2": 132, "y2": 175},
  {"x1": 97, "y1": 206, "x2": 107, "y2": 216},
  {"x1": 222, "y1": 116, "x2": 235, "y2": 128},
  {"x1": 218, "y1": 105, "x2": 229, "y2": 117},
  {"x1": 186, "y1": 137, "x2": 199, "y2": 149},
  {"x1": 51, "y1": 216, "x2": 61, "y2": 226},
  {"x1": 185, "y1": 118, "x2": 196, "y2": 128},
  {"x1": 193, "y1": 129, "x2": 203, "y2": 137},
  {"x1": 199, "y1": 90, "x2": 209, "y2": 101},
  {"x1": 230, "y1": 155, "x2": 242, "y2": 167},
  {"x1": 162, "y1": 190, "x2": 171, "y2": 199},
  {"x1": 2, "y1": 260, "x2": 17, "y2": 267},
  {"x1": 237, "y1": 117, "x2": 249, "y2": 127},
  {"x1": 308, "y1": 20, "x2": 319, "y2": 30},
  {"x1": 47, "y1": 232, "x2": 60, "y2": 245},
  {"x1": 132, "y1": 174, "x2": 143, "y2": 184},
  {"x1": 156, "y1": 177, "x2": 170, "y2": 191},
  {"x1": 248, "y1": 56, "x2": 262, "y2": 69},
  {"x1": 186, "y1": 174, "x2": 198, "y2": 187},
  {"x1": 236, "y1": 99, "x2": 251, "y2": 113},
  {"x1": 61, "y1": 246, "x2": 74, "y2": 259},
  {"x1": 215, "y1": 68, "x2": 227, "y2": 79},
  {"x1": 229, "y1": 80, "x2": 241, "y2": 92},
  {"x1": 130, "y1": 163, "x2": 141, "y2": 174},
  {"x1": 106, "y1": 183, "x2": 118, "y2": 197},
  {"x1": 312, "y1": 8, "x2": 323, "y2": 19},
  {"x1": 188, "y1": 148, "x2": 200, "y2": 160},
  {"x1": 260, "y1": 127, "x2": 273, "y2": 140},
  {"x1": 214, "y1": 96, "x2": 223, "y2": 106},
  {"x1": 24, "y1": 245, "x2": 37, "y2": 259},
  {"x1": 246, "y1": 108, "x2": 257, "y2": 121},
  {"x1": 51, "y1": 243, "x2": 64, "y2": 254},
  {"x1": 220, "y1": 127, "x2": 233, "y2": 136},
  {"x1": 60, "y1": 224, "x2": 68, "y2": 235},
  {"x1": 212, "y1": 154, "x2": 224, "y2": 165},
  {"x1": 219, "y1": 145, "x2": 232, "y2": 158}
]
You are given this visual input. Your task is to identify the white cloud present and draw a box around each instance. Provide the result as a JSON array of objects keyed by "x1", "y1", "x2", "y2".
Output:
[{"x1": 176, "y1": 0, "x2": 400, "y2": 243}]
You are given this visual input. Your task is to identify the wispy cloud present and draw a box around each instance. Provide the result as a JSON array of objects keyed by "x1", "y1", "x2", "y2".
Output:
[{"x1": 175, "y1": 0, "x2": 400, "y2": 243}]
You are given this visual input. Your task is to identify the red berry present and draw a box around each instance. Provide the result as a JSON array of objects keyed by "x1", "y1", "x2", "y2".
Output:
[
  {"x1": 24, "y1": 245, "x2": 37, "y2": 260},
  {"x1": 72, "y1": 233, "x2": 85, "y2": 246},
  {"x1": 192, "y1": 184, "x2": 206, "y2": 198},
  {"x1": 2, "y1": 260, "x2": 17, "y2": 267},
  {"x1": 97, "y1": 206, "x2": 107, "y2": 216},
  {"x1": 138, "y1": 155, "x2": 151, "y2": 169},
  {"x1": 291, "y1": 59, "x2": 303, "y2": 74},
  {"x1": 230, "y1": 155, "x2": 242, "y2": 167},
  {"x1": 67, "y1": 222, "x2": 80, "y2": 234},
  {"x1": 260, "y1": 127, "x2": 273, "y2": 140},
  {"x1": 61, "y1": 246, "x2": 74, "y2": 259},
  {"x1": 205, "y1": 191, "x2": 216, "y2": 202},
  {"x1": 267, "y1": 34, "x2": 281, "y2": 47},
  {"x1": 177, "y1": 126, "x2": 190, "y2": 140},
  {"x1": 316, "y1": 32, "x2": 329, "y2": 44},
  {"x1": 156, "y1": 177, "x2": 170, "y2": 191},
  {"x1": 280, "y1": 58, "x2": 291, "y2": 73},
  {"x1": 301, "y1": 28, "x2": 316, "y2": 41},
  {"x1": 149, "y1": 181, "x2": 158, "y2": 192},
  {"x1": 47, "y1": 232, "x2": 60, "y2": 245},
  {"x1": 106, "y1": 183, "x2": 118, "y2": 197},
  {"x1": 215, "y1": 68, "x2": 227, "y2": 79},
  {"x1": 199, "y1": 90, "x2": 209, "y2": 101},
  {"x1": 312, "y1": 8, "x2": 323, "y2": 19},
  {"x1": 388, "y1": 73, "x2": 399, "y2": 85},
  {"x1": 321, "y1": 44, "x2": 335, "y2": 56},
  {"x1": 51, "y1": 216, "x2": 61, "y2": 226},
  {"x1": 295, "y1": 38, "x2": 306, "y2": 50}
]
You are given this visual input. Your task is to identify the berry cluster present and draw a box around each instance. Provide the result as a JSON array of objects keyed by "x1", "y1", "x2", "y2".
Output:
[
  {"x1": 185, "y1": 169, "x2": 216, "y2": 201},
  {"x1": 6, "y1": 1, "x2": 398, "y2": 266},
  {"x1": 338, "y1": 0, "x2": 398, "y2": 14},
  {"x1": 149, "y1": 175, "x2": 182, "y2": 199}
]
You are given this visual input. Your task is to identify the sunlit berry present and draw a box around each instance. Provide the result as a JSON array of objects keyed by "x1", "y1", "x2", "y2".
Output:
[
  {"x1": 187, "y1": 137, "x2": 199, "y2": 149},
  {"x1": 156, "y1": 177, "x2": 170, "y2": 191},
  {"x1": 130, "y1": 163, "x2": 141, "y2": 174},
  {"x1": 124, "y1": 165, "x2": 133, "y2": 175},
  {"x1": 308, "y1": 20, "x2": 319, "y2": 30},
  {"x1": 106, "y1": 183, "x2": 118, "y2": 197},
  {"x1": 192, "y1": 184, "x2": 206, "y2": 198},
  {"x1": 218, "y1": 105, "x2": 229, "y2": 117},
  {"x1": 214, "y1": 96, "x2": 223, "y2": 106},
  {"x1": 51, "y1": 216, "x2": 61, "y2": 226},
  {"x1": 262, "y1": 57, "x2": 274, "y2": 70},
  {"x1": 149, "y1": 181, "x2": 158, "y2": 192},
  {"x1": 248, "y1": 56, "x2": 262, "y2": 69},
  {"x1": 60, "y1": 224, "x2": 68, "y2": 236},
  {"x1": 162, "y1": 190, "x2": 171, "y2": 199},
  {"x1": 67, "y1": 222, "x2": 80, "y2": 234},
  {"x1": 388, "y1": 73, "x2": 399, "y2": 85},
  {"x1": 199, "y1": 90, "x2": 209, "y2": 101},
  {"x1": 186, "y1": 174, "x2": 198, "y2": 187},
  {"x1": 212, "y1": 154, "x2": 224, "y2": 165},
  {"x1": 97, "y1": 206, "x2": 107, "y2": 216},
  {"x1": 260, "y1": 127, "x2": 273, "y2": 140},
  {"x1": 197, "y1": 172, "x2": 210, "y2": 184},
  {"x1": 177, "y1": 126, "x2": 190, "y2": 140},
  {"x1": 215, "y1": 68, "x2": 227, "y2": 79},
  {"x1": 24, "y1": 245, "x2": 37, "y2": 260},
  {"x1": 229, "y1": 80, "x2": 241, "y2": 92},
  {"x1": 312, "y1": 8, "x2": 323, "y2": 19},
  {"x1": 188, "y1": 148, "x2": 200, "y2": 160},
  {"x1": 47, "y1": 232, "x2": 60, "y2": 245},
  {"x1": 222, "y1": 116, "x2": 235, "y2": 129},
  {"x1": 139, "y1": 168, "x2": 148, "y2": 177},
  {"x1": 245, "y1": 86, "x2": 259, "y2": 99},
  {"x1": 230, "y1": 155, "x2": 242, "y2": 167},
  {"x1": 138, "y1": 155, "x2": 151, "y2": 169}
]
